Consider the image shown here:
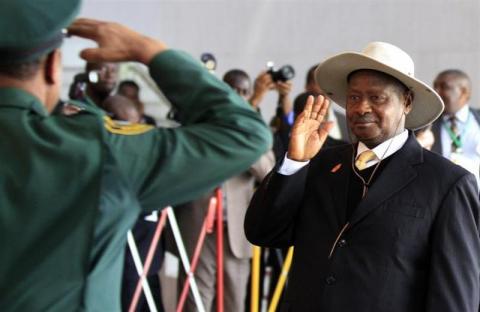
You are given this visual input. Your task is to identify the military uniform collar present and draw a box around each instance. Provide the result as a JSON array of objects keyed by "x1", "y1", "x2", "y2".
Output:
[{"x1": 0, "y1": 87, "x2": 48, "y2": 116}]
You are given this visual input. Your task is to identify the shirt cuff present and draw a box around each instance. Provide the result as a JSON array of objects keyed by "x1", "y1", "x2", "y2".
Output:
[{"x1": 277, "y1": 154, "x2": 310, "y2": 175}]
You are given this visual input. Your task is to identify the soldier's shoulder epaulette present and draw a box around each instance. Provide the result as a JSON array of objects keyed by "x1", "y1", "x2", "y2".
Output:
[
  {"x1": 103, "y1": 116, "x2": 155, "y2": 135},
  {"x1": 59, "y1": 100, "x2": 103, "y2": 116}
]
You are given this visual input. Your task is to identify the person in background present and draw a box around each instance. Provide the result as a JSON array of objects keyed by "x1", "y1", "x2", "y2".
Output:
[
  {"x1": 103, "y1": 94, "x2": 141, "y2": 123},
  {"x1": 118, "y1": 79, "x2": 157, "y2": 126},
  {"x1": 247, "y1": 70, "x2": 293, "y2": 162},
  {"x1": 85, "y1": 61, "x2": 119, "y2": 106},
  {"x1": 223, "y1": 69, "x2": 252, "y2": 101},
  {"x1": 431, "y1": 69, "x2": 480, "y2": 186},
  {"x1": 171, "y1": 69, "x2": 275, "y2": 312},
  {"x1": 61, "y1": 61, "x2": 119, "y2": 114}
]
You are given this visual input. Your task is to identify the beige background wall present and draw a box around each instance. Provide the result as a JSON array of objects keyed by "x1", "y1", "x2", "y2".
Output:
[{"x1": 62, "y1": 0, "x2": 480, "y2": 124}]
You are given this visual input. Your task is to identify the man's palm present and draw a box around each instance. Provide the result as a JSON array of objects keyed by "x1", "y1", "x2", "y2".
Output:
[{"x1": 288, "y1": 95, "x2": 333, "y2": 161}]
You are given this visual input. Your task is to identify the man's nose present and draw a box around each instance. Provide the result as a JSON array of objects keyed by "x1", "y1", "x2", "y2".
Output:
[
  {"x1": 355, "y1": 98, "x2": 372, "y2": 115},
  {"x1": 105, "y1": 69, "x2": 115, "y2": 78}
]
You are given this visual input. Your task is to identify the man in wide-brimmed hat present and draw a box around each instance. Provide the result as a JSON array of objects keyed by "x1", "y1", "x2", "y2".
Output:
[{"x1": 245, "y1": 42, "x2": 480, "y2": 312}]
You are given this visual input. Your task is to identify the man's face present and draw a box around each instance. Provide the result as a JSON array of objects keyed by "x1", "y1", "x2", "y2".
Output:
[
  {"x1": 118, "y1": 85, "x2": 139, "y2": 102},
  {"x1": 229, "y1": 77, "x2": 251, "y2": 100},
  {"x1": 103, "y1": 95, "x2": 141, "y2": 123},
  {"x1": 116, "y1": 105, "x2": 141, "y2": 123},
  {"x1": 433, "y1": 74, "x2": 469, "y2": 115},
  {"x1": 88, "y1": 62, "x2": 119, "y2": 95},
  {"x1": 346, "y1": 70, "x2": 411, "y2": 148}
]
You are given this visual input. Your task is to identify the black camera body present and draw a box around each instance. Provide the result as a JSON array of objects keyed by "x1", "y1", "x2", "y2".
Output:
[
  {"x1": 200, "y1": 52, "x2": 217, "y2": 73},
  {"x1": 267, "y1": 63, "x2": 295, "y2": 82},
  {"x1": 68, "y1": 71, "x2": 99, "y2": 100}
]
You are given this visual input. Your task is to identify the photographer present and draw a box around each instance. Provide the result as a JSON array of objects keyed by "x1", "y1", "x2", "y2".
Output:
[
  {"x1": 249, "y1": 71, "x2": 293, "y2": 118},
  {"x1": 85, "y1": 62, "x2": 119, "y2": 106},
  {"x1": 249, "y1": 70, "x2": 294, "y2": 161},
  {"x1": 171, "y1": 69, "x2": 275, "y2": 312}
]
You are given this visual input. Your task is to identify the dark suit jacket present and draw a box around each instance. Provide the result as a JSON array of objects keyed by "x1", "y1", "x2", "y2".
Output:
[
  {"x1": 245, "y1": 134, "x2": 480, "y2": 312},
  {"x1": 431, "y1": 108, "x2": 480, "y2": 155}
]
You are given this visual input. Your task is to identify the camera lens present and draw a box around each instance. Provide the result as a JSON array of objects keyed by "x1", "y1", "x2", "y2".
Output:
[{"x1": 279, "y1": 65, "x2": 295, "y2": 81}]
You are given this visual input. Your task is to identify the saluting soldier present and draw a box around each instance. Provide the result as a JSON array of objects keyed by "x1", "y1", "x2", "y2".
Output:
[{"x1": 0, "y1": 0, "x2": 271, "y2": 310}]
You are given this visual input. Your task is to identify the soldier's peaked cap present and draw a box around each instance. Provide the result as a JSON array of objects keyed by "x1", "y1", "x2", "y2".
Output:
[{"x1": 0, "y1": 0, "x2": 81, "y2": 63}]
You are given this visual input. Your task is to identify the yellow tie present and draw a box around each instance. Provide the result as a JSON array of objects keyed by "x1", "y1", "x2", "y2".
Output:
[{"x1": 355, "y1": 150, "x2": 377, "y2": 171}]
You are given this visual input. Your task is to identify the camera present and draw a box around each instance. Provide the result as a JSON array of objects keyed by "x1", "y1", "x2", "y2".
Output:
[
  {"x1": 68, "y1": 71, "x2": 99, "y2": 100},
  {"x1": 200, "y1": 52, "x2": 217, "y2": 73},
  {"x1": 267, "y1": 61, "x2": 295, "y2": 82}
]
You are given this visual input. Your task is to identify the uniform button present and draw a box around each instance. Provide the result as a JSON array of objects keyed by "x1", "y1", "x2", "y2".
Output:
[
  {"x1": 338, "y1": 239, "x2": 347, "y2": 248},
  {"x1": 325, "y1": 275, "x2": 336, "y2": 285}
]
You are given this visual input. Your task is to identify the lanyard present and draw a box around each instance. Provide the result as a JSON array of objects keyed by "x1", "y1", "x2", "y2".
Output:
[{"x1": 443, "y1": 112, "x2": 471, "y2": 149}]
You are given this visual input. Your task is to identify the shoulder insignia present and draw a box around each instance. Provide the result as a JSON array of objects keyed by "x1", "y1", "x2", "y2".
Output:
[
  {"x1": 103, "y1": 116, "x2": 154, "y2": 135},
  {"x1": 61, "y1": 103, "x2": 85, "y2": 116}
]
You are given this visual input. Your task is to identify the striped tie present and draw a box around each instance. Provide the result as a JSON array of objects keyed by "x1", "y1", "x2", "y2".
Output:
[{"x1": 449, "y1": 115, "x2": 460, "y2": 153}]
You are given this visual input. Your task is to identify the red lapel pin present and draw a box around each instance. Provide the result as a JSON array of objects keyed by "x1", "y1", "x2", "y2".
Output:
[{"x1": 331, "y1": 163, "x2": 342, "y2": 173}]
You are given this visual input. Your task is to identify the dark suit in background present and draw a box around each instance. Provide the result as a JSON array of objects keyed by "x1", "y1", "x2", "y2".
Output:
[{"x1": 169, "y1": 151, "x2": 275, "y2": 311}]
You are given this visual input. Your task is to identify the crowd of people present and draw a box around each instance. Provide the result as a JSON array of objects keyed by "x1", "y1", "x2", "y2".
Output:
[
  {"x1": 65, "y1": 49, "x2": 480, "y2": 312},
  {"x1": 2, "y1": 1, "x2": 480, "y2": 312}
]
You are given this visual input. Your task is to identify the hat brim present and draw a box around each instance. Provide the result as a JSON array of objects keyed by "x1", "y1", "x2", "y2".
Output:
[
  {"x1": 315, "y1": 52, "x2": 444, "y2": 130},
  {"x1": 0, "y1": 0, "x2": 81, "y2": 63}
]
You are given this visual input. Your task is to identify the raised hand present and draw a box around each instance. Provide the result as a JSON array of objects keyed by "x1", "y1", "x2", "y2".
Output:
[
  {"x1": 275, "y1": 81, "x2": 292, "y2": 97},
  {"x1": 287, "y1": 95, "x2": 333, "y2": 161},
  {"x1": 68, "y1": 18, "x2": 167, "y2": 65},
  {"x1": 249, "y1": 71, "x2": 275, "y2": 108}
]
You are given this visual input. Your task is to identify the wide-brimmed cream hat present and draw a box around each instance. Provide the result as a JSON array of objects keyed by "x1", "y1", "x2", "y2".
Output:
[{"x1": 315, "y1": 42, "x2": 444, "y2": 130}]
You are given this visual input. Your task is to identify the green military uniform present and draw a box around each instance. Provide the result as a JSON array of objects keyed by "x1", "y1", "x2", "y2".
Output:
[{"x1": 0, "y1": 1, "x2": 271, "y2": 310}]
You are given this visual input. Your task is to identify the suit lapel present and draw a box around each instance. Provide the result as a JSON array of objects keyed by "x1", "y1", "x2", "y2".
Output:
[
  {"x1": 329, "y1": 145, "x2": 354, "y2": 228},
  {"x1": 431, "y1": 118, "x2": 443, "y2": 154},
  {"x1": 470, "y1": 108, "x2": 480, "y2": 125},
  {"x1": 349, "y1": 134, "x2": 423, "y2": 227}
]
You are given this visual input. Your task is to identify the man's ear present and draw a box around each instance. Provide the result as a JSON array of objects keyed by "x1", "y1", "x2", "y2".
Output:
[
  {"x1": 460, "y1": 85, "x2": 471, "y2": 102},
  {"x1": 404, "y1": 91, "x2": 414, "y2": 115},
  {"x1": 44, "y1": 50, "x2": 61, "y2": 85}
]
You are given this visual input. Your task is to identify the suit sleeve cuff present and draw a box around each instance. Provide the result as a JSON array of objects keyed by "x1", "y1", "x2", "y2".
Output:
[{"x1": 277, "y1": 154, "x2": 309, "y2": 175}]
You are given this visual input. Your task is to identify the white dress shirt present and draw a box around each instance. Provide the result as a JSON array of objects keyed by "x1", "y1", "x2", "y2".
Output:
[
  {"x1": 440, "y1": 105, "x2": 480, "y2": 185},
  {"x1": 278, "y1": 130, "x2": 409, "y2": 175}
]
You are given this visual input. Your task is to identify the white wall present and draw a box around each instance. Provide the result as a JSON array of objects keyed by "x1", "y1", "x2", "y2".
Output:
[{"x1": 62, "y1": 0, "x2": 480, "y2": 123}]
